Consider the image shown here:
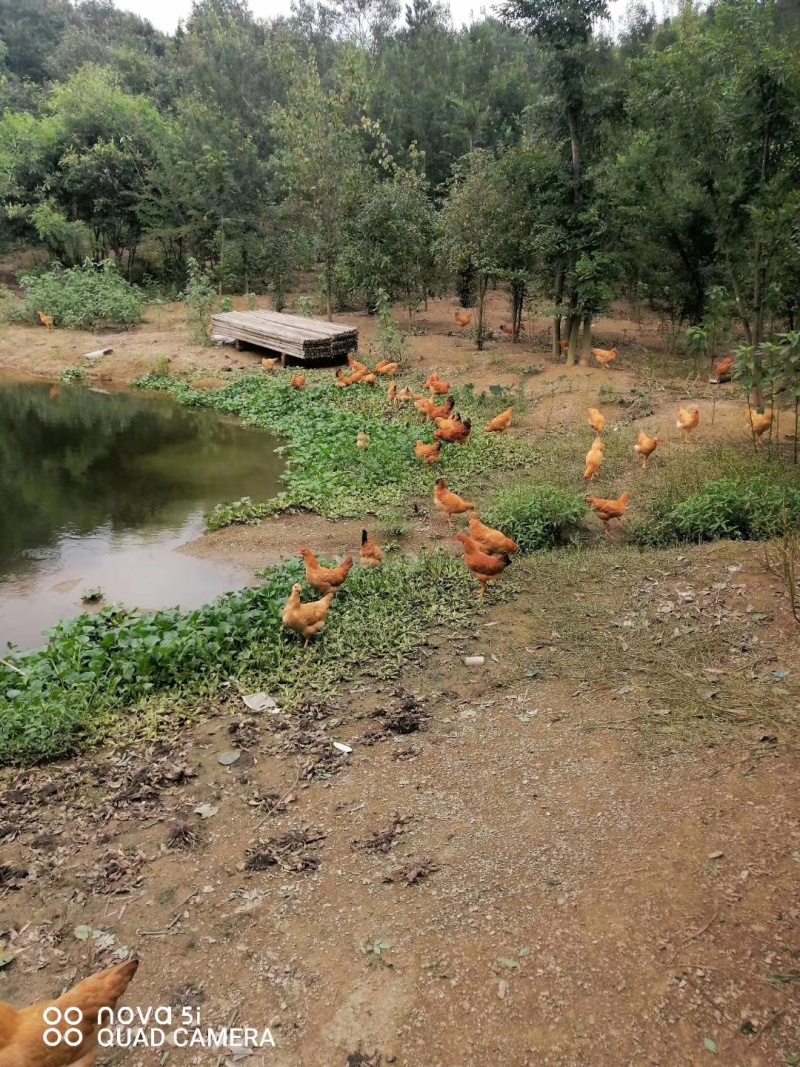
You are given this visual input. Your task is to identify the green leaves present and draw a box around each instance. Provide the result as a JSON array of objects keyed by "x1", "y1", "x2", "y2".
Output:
[
  {"x1": 19, "y1": 261, "x2": 144, "y2": 329},
  {"x1": 485, "y1": 485, "x2": 587, "y2": 553}
]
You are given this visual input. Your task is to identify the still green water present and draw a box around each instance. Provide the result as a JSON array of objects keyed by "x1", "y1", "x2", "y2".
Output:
[{"x1": 0, "y1": 378, "x2": 284, "y2": 649}]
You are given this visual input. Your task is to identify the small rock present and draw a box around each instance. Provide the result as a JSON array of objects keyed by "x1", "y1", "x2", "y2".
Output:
[
  {"x1": 708, "y1": 851, "x2": 724, "y2": 860},
  {"x1": 464, "y1": 656, "x2": 485, "y2": 666}
]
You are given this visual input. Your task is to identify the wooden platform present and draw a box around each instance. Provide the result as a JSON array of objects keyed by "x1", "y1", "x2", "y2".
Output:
[{"x1": 211, "y1": 310, "x2": 358, "y2": 365}]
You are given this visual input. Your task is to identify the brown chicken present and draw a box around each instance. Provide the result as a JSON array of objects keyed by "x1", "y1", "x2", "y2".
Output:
[
  {"x1": 592, "y1": 347, "x2": 618, "y2": 369},
  {"x1": 429, "y1": 377, "x2": 451, "y2": 396},
  {"x1": 374, "y1": 361, "x2": 400, "y2": 376},
  {"x1": 559, "y1": 338, "x2": 570, "y2": 353},
  {"x1": 428, "y1": 396, "x2": 455, "y2": 421},
  {"x1": 587, "y1": 407, "x2": 606, "y2": 433},
  {"x1": 334, "y1": 368, "x2": 352, "y2": 387},
  {"x1": 455, "y1": 534, "x2": 513, "y2": 597},
  {"x1": 713, "y1": 356, "x2": 734, "y2": 382},
  {"x1": 261, "y1": 358, "x2": 278, "y2": 371},
  {"x1": 748, "y1": 408, "x2": 773, "y2": 441},
  {"x1": 282, "y1": 584, "x2": 335, "y2": 647},
  {"x1": 360, "y1": 529, "x2": 383, "y2": 567},
  {"x1": 396, "y1": 385, "x2": 414, "y2": 404},
  {"x1": 388, "y1": 380, "x2": 398, "y2": 403},
  {"x1": 434, "y1": 478, "x2": 475, "y2": 525},
  {"x1": 454, "y1": 310, "x2": 473, "y2": 331},
  {"x1": 290, "y1": 373, "x2": 306, "y2": 389},
  {"x1": 586, "y1": 491, "x2": 629, "y2": 536},
  {"x1": 584, "y1": 437, "x2": 605, "y2": 481},
  {"x1": 634, "y1": 430, "x2": 659, "y2": 469},
  {"x1": 485, "y1": 408, "x2": 513, "y2": 434},
  {"x1": 348, "y1": 356, "x2": 369, "y2": 376},
  {"x1": 361, "y1": 373, "x2": 378, "y2": 386},
  {"x1": 499, "y1": 323, "x2": 514, "y2": 338},
  {"x1": 468, "y1": 514, "x2": 519, "y2": 556},
  {"x1": 415, "y1": 395, "x2": 436, "y2": 417},
  {"x1": 676, "y1": 405, "x2": 700, "y2": 441},
  {"x1": 37, "y1": 311, "x2": 54, "y2": 330},
  {"x1": 0, "y1": 959, "x2": 138, "y2": 1067},
  {"x1": 356, "y1": 430, "x2": 370, "y2": 449},
  {"x1": 415, "y1": 439, "x2": 442, "y2": 465},
  {"x1": 434, "y1": 417, "x2": 471, "y2": 444},
  {"x1": 298, "y1": 548, "x2": 354, "y2": 595}
]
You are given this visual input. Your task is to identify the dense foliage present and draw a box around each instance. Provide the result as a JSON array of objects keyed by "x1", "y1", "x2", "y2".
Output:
[
  {"x1": 485, "y1": 485, "x2": 587, "y2": 552},
  {"x1": 15, "y1": 260, "x2": 145, "y2": 327},
  {"x1": 0, "y1": 0, "x2": 798, "y2": 341}
]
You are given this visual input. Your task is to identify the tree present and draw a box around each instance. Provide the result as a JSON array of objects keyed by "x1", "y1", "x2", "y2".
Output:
[{"x1": 271, "y1": 51, "x2": 368, "y2": 319}]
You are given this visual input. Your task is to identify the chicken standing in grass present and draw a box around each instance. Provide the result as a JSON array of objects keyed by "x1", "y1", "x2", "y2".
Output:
[
  {"x1": 298, "y1": 549, "x2": 353, "y2": 595},
  {"x1": 374, "y1": 360, "x2": 400, "y2": 376},
  {"x1": 428, "y1": 375, "x2": 451, "y2": 396},
  {"x1": 634, "y1": 430, "x2": 659, "y2": 470},
  {"x1": 455, "y1": 534, "x2": 513, "y2": 597},
  {"x1": 282, "y1": 584, "x2": 335, "y2": 648},
  {"x1": 428, "y1": 396, "x2": 455, "y2": 421},
  {"x1": 357, "y1": 430, "x2": 370, "y2": 449},
  {"x1": 434, "y1": 416, "x2": 471, "y2": 444},
  {"x1": 485, "y1": 408, "x2": 513, "y2": 433},
  {"x1": 592, "y1": 346, "x2": 617, "y2": 369},
  {"x1": 415, "y1": 440, "x2": 442, "y2": 464},
  {"x1": 261, "y1": 358, "x2": 278, "y2": 371},
  {"x1": 748, "y1": 408, "x2": 773, "y2": 442},
  {"x1": 468, "y1": 514, "x2": 519, "y2": 556},
  {"x1": 360, "y1": 529, "x2": 383, "y2": 567},
  {"x1": 290, "y1": 373, "x2": 306, "y2": 389},
  {"x1": 586, "y1": 491, "x2": 629, "y2": 536},
  {"x1": 0, "y1": 959, "x2": 138, "y2": 1067},
  {"x1": 587, "y1": 408, "x2": 606, "y2": 433},
  {"x1": 584, "y1": 437, "x2": 605, "y2": 481},
  {"x1": 434, "y1": 478, "x2": 475, "y2": 526},
  {"x1": 676, "y1": 406, "x2": 700, "y2": 441}
]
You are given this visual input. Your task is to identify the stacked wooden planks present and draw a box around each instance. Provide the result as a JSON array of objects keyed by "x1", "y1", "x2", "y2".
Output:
[{"x1": 211, "y1": 310, "x2": 358, "y2": 364}]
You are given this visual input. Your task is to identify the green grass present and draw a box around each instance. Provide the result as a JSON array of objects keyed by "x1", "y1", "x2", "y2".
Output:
[
  {"x1": 133, "y1": 370, "x2": 541, "y2": 523},
  {"x1": 485, "y1": 485, "x2": 587, "y2": 553},
  {"x1": 0, "y1": 552, "x2": 475, "y2": 767}
]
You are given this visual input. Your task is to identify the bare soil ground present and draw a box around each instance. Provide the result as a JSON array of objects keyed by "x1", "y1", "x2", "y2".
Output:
[{"x1": 1, "y1": 289, "x2": 799, "y2": 1066}]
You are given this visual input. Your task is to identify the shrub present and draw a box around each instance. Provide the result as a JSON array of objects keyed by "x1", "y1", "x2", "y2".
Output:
[
  {"x1": 60, "y1": 366, "x2": 88, "y2": 384},
  {"x1": 19, "y1": 262, "x2": 145, "y2": 329},
  {"x1": 183, "y1": 257, "x2": 216, "y2": 345},
  {"x1": 485, "y1": 485, "x2": 587, "y2": 553},
  {"x1": 634, "y1": 475, "x2": 800, "y2": 546},
  {"x1": 370, "y1": 290, "x2": 408, "y2": 364}
]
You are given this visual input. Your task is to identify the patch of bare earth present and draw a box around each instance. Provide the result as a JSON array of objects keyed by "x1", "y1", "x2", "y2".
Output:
[{"x1": 1, "y1": 540, "x2": 799, "y2": 1067}]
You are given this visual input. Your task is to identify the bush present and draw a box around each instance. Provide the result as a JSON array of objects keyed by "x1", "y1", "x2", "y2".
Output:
[
  {"x1": 485, "y1": 485, "x2": 587, "y2": 553},
  {"x1": 634, "y1": 476, "x2": 800, "y2": 546},
  {"x1": 183, "y1": 257, "x2": 216, "y2": 345},
  {"x1": 19, "y1": 262, "x2": 145, "y2": 329}
]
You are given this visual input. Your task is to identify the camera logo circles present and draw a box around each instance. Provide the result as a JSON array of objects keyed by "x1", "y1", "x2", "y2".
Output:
[{"x1": 42, "y1": 1005, "x2": 84, "y2": 1048}]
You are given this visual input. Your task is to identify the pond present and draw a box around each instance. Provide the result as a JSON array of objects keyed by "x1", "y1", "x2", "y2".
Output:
[{"x1": 0, "y1": 377, "x2": 284, "y2": 650}]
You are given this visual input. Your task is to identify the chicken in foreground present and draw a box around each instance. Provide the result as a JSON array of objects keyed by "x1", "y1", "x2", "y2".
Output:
[
  {"x1": 434, "y1": 478, "x2": 475, "y2": 526},
  {"x1": 356, "y1": 430, "x2": 370, "y2": 449},
  {"x1": 485, "y1": 407, "x2": 513, "y2": 434},
  {"x1": 428, "y1": 396, "x2": 455, "y2": 421},
  {"x1": 261, "y1": 358, "x2": 278, "y2": 371},
  {"x1": 592, "y1": 346, "x2": 617, "y2": 369},
  {"x1": 455, "y1": 534, "x2": 513, "y2": 597},
  {"x1": 298, "y1": 548, "x2": 353, "y2": 595},
  {"x1": 468, "y1": 514, "x2": 519, "y2": 556},
  {"x1": 676, "y1": 405, "x2": 699, "y2": 441},
  {"x1": 374, "y1": 360, "x2": 400, "y2": 376},
  {"x1": 395, "y1": 385, "x2": 414, "y2": 404},
  {"x1": 348, "y1": 355, "x2": 369, "y2": 376},
  {"x1": 584, "y1": 436, "x2": 605, "y2": 481},
  {"x1": 415, "y1": 395, "x2": 435, "y2": 417},
  {"x1": 360, "y1": 529, "x2": 383, "y2": 567},
  {"x1": 747, "y1": 408, "x2": 773, "y2": 441},
  {"x1": 282, "y1": 584, "x2": 335, "y2": 648},
  {"x1": 37, "y1": 311, "x2": 54, "y2": 330},
  {"x1": 427, "y1": 374, "x2": 451, "y2": 396},
  {"x1": 587, "y1": 408, "x2": 606, "y2": 433},
  {"x1": 0, "y1": 959, "x2": 138, "y2": 1067},
  {"x1": 634, "y1": 430, "x2": 659, "y2": 470},
  {"x1": 586, "y1": 491, "x2": 629, "y2": 536},
  {"x1": 454, "y1": 310, "x2": 473, "y2": 331},
  {"x1": 290, "y1": 373, "x2": 306, "y2": 389},
  {"x1": 415, "y1": 439, "x2": 442, "y2": 465}
]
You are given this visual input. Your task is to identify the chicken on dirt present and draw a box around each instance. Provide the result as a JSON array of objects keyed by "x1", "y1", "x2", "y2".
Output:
[{"x1": 455, "y1": 533, "x2": 513, "y2": 597}]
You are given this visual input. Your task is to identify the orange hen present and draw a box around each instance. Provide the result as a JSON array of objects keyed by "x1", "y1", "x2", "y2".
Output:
[
  {"x1": 586, "y1": 491, "x2": 629, "y2": 536},
  {"x1": 434, "y1": 478, "x2": 475, "y2": 525},
  {"x1": 485, "y1": 407, "x2": 513, "y2": 434},
  {"x1": 454, "y1": 534, "x2": 513, "y2": 597},
  {"x1": 468, "y1": 514, "x2": 519, "y2": 556},
  {"x1": 298, "y1": 549, "x2": 353, "y2": 595}
]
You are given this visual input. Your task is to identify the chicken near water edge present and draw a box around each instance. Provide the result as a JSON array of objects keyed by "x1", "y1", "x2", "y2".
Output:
[
  {"x1": 468, "y1": 514, "x2": 519, "y2": 556},
  {"x1": 455, "y1": 533, "x2": 513, "y2": 597},
  {"x1": 586, "y1": 491, "x2": 630, "y2": 536},
  {"x1": 587, "y1": 407, "x2": 606, "y2": 434},
  {"x1": 434, "y1": 478, "x2": 475, "y2": 526},
  {"x1": 485, "y1": 407, "x2": 513, "y2": 433},
  {"x1": 360, "y1": 529, "x2": 383, "y2": 567},
  {"x1": 298, "y1": 548, "x2": 354, "y2": 595},
  {"x1": 634, "y1": 430, "x2": 659, "y2": 470},
  {"x1": 0, "y1": 959, "x2": 138, "y2": 1067},
  {"x1": 282, "y1": 584, "x2": 335, "y2": 648}
]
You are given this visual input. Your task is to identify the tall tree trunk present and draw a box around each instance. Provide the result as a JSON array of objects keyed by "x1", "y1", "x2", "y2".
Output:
[
  {"x1": 476, "y1": 274, "x2": 487, "y2": 351},
  {"x1": 566, "y1": 314, "x2": 580, "y2": 367},
  {"x1": 552, "y1": 268, "x2": 565, "y2": 361},
  {"x1": 579, "y1": 314, "x2": 592, "y2": 366},
  {"x1": 511, "y1": 278, "x2": 525, "y2": 343}
]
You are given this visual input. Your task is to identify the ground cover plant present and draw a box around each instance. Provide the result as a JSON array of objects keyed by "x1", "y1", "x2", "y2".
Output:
[
  {"x1": 0, "y1": 551, "x2": 474, "y2": 766},
  {"x1": 15, "y1": 262, "x2": 145, "y2": 329}
]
